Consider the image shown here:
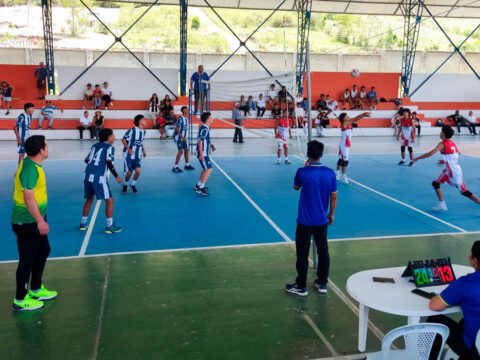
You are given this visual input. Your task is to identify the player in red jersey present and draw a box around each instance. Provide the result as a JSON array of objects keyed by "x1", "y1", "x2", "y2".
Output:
[
  {"x1": 275, "y1": 109, "x2": 292, "y2": 165},
  {"x1": 397, "y1": 108, "x2": 415, "y2": 166},
  {"x1": 336, "y1": 112, "x2": 370, "y2": 183},
  {"x1": 413, "y1": 125, "x2": 480, "y2": 211}
]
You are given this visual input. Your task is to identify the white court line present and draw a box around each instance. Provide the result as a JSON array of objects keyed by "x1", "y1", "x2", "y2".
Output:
[
  {"x1": 303, "y1": 313, "x2": 339, "y2": 357},
  {"x1": 79, "y1": 200, "x2": 102, "y2": 256},
  {"x1": 211, "y1": 158, "x2": 292, "y2": 243},
  {"x1": 292, "y1": 155, "x2": 467, "y2": 233},
  {"x1": 330, "y1": 231, "x2": 480, "y2": 242},
  {"x1": 92, "y1": 256, "x2": 111, "y2": 360}
]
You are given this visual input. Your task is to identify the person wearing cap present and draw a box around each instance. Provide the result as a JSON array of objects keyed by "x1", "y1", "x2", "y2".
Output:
[
  {"x1": 232, "y1": 103, "x2": 244, "y2": 143},
  {"x1": 121, "y1": 115, "x2": 147, "y2": 193}
]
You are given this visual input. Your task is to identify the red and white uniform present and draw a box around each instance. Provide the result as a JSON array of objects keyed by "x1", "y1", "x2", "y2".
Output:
[
  {"x1": 338, "y1": 123, "x2": 352, "y2": 160},
  {"x1": 436, "y1": 139, "x2": 466, "y2": 192},
  {"x1": 400, "y1": 117, "x2": 415, "y2": 146},
  {"x1": 276, "y1": 117, "x2": 289, "y2": 149}
]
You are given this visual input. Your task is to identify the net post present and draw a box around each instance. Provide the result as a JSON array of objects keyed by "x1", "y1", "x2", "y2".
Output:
[{"x1": 306, "y1": 41, "x2": 312, "y2": 143}]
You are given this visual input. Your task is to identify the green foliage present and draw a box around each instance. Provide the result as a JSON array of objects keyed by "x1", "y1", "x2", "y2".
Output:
[{"x1": 191, "y1": 16, "x2": 200, "y2": 30}]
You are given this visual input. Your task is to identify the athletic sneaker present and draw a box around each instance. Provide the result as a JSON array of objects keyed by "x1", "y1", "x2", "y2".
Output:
[
  {"x1": 105, "y1": 224, "x2": 123, "y2": 234},
  {"x1": 122, "y1": 185, "x2": 128, "y2": 193},
  {"x1": 408, "y1": 161, "x2": 414, "y2": 167},
  {"x1": 28, "y1": 284, "x2": 58, "y2": 301},
  {"x1": 336, "y1": 171, "x2": 341, "y2": 181},
  {"x1": 12, "y1": 294, "x2": 44, "y2": 312},
  {"x1": 5, "y1": 110, "x2": 10, "y2": 115},
  {"x1": 285, "y1": 160, "x2": 291, "y2": 165},
  {"x1": 172, "y1": 167, "x2": 183, "y2": 173},
  {"x1": 131, "y1": 185, "x2": 138, "y2": 193},
  {"x1": 79, "y1": 223, "x2": 88, "y2": 231},
  {"x1": 398, "y1": 160, "x2": 405, "y2": 165},
  {"x1": 285, "y1": 283, "x2": 308, "y2": 297},
  {"x1": 184, "y1": 165, "x2": 195, "y2": 170},
  {"x1": 313, "y1": 280, "x2": 328, "y2": 294},
  {"x1": 340, "y1": 175, "x2": 349, "y2": 184},
  {"x1": 198, "y1": 187, "x2": 209, "y2": 196},
  {"x1": 194, "y1": 184, "x2": 208, "y2": 192},
  {"x1": 432, "y1": 203, "x2": 448, "y2": 212},
  {"x1": 276, "y1": 160, "x2": 281, "y2": 165}
]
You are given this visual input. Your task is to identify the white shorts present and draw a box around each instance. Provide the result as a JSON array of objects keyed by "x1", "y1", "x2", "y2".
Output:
[
  {"x1": 339, "y1": 145, "x2": 349, "y2": 161},
  {"x1": 277, "y1": 140, "x2": 288, "y2": 150},
  {"x1": 4, "y1": 97, "x2": 11, "y2": 102}
]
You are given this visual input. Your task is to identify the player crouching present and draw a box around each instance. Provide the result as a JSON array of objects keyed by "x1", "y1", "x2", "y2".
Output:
[
  {"x1": 413, "y1": 125, "x2": 480, "y2": 211},
  {"x1": 81, "y1": 128, "x2": 123, "y2": 234}
]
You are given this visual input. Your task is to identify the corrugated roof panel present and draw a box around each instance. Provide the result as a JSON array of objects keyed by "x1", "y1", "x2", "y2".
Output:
[
  {"x1": 311, "y1": 1, "x2": 349, "y2": 13},
  {"x1": 345, "y1": 2, "x2": 400, "y2": 14},
  {"x1": 233, "y1": 0, "x2": 294, "y2": 11}
]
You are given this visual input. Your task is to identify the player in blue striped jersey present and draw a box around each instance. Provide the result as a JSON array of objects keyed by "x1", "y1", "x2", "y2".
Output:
[
  {"x1": 80, "y1": 128, "x2": 123, "y2": 234},
  {"x1": 195, "y1": 112, "x2": 215, "y2": 196},
  {"x1": 122, "y1": 115, "x2": 147, "y2": 193},
  {"x1": 172, "y1": 106, "x2": 195, "y2": 173},
  {"x1": 13, "y1": 103, "x2": 35, "y2": 164}
]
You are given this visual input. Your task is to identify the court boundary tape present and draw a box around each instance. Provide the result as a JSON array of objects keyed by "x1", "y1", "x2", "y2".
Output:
[
  {"x1": 292, "y1": 155, "x2": 468, "y2": 233},
  {"x1": 79, "y1": 200, "x2": 102, "y2": 256},
  {"x1": 91, "y1": 256, "x2": 111, "y2": 360},
  {"x1": 211, "y1": 157, "x2": 386, "y2": 351}
]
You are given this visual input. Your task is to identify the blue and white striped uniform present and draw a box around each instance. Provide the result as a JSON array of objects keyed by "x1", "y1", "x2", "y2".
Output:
[
  {"x1": 16, "y1": 113, "x2": 31, "y2": 154},
  {"x1": 84, "y1": 142, "x2": 115, "y2": 199},
  {"x1": 174, "y1": 115, "x2": 188, "y2": 150},
  {"x1": 123, "y1": 126, "x2": 146, "y2": 172},
  {"x1": 41, "y1": 105, "x2": 58, "y2": 117},
  {"x1": 196, "y1": 125, "x2": 212, "y2": 169}
]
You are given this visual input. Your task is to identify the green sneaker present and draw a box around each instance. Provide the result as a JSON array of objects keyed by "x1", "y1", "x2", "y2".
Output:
[
  {"x1": 12, "y1": 294, "x2": 44, "y2": 311},
  {"x1": 105, "y1": 224, "x2": 123, "y2": 234},
  {"x1": 28, "y1": 284, "x2": 58, "y2": 301}
]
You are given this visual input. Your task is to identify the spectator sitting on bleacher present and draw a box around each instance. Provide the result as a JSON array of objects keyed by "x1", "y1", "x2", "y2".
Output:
[
  {"x1": 358, "y1": 86, "x2": 368, "y2": 110},
  {"x1": 300, "y1": 97, "x2": 308, "y2": 111},
  {"x1": 93, "y1": 84, "x2": 103, "y2": 110},
  {"x1": 326, "y1": 95, "x2": 337, "y2": 114},
  {"x1": 39, "y1": 100, "x2": 63, "y2": 129},
  {"x1": 1, "y1": 80, "x2": 13, "y2": 115},
  {"x1": 267, "y1": 84, "x2": 277, "y2": 108},
  {"x1": 278, "y1": 86, "x2": 287, "y2": 105},
  {"x1": 294, "y1": 102, "x2": 306, "y2": 135},
  {"x1": 164, "y1": 109, "x2": 177, "y2": 138},
  {"x1": 92, "y1": 110, "x2": 104, "y2": 139},
  {"x1": 239, "y1": 95, "x2": 249, "y2": 116},
  {"x1": 256, "y1": 94, "x2": 266, "y2": 118},
  {"x1": 466, "y1": 111, "x2": 479, "y2": 133},
  {"x1": 272, "y1": 103, "x2": 281, "y2": 119},
  {"x1": 340, "y1": 88, "x2": 351, "y2": 109},
  {"x1": 101, "y1": 82, "x2": 114, "y2": 110},
  {"x1": 148, "y1": 93, "x2": 160, "y2": 127},
  {"x1": 447, "y1": 110, "x2": 475, "y2": 135},
  {"x1": 350, "y1": 85, "x2": 359, "y2": 109},
  {"x1": 161, "y1": 98, "x2": 174, "y2": 119},
  {"x1": 161, "y1": 94, "x2": 171, "y2": 109},
  {"x1": 77, "y1": 110, "x2": 94, "y2": 140},
  {"x1": 412, "y1": 111, "x2": 421, "y2": 137},
  {"x1": 83, "y1": 83, "x2": 94, "y2": 110},
  {"x1": 367, "y1": 87, "x2": 378, "y2": 110},
  {"x1": 316, "y1": 94, "x2": 328, "y2": 112},
  {"x1": 247, "y1": 95, "x2": 256, "y2": 116}
]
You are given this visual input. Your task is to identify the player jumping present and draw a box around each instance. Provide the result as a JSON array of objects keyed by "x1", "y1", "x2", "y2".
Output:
[
  {"x1": 80, "y1": 128, "x2": 123, "y2": 234},
  {"x1": 413, "y1": 125, "x2": 480, "y2": 211},
  {"x1": 275, "y1": 109, "x2": 292, "y2": 165},
  {"x1": 336, "y1": 112, "x2": 370, "y2": 183},
  {"x1": 397, "y1": 108, "x2": 415, "y2": 166},
  {"x1": 195, "y1": 112, "x2": 215, "y2": 196},
  {"x1": 122, "y1": 115, "x2": 147, "y2": 193},
  {"x1": 172, "y1": 106, "x2": 195, "y2": 173}
]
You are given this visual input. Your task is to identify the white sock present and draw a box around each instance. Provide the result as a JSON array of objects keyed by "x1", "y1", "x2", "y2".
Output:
[
  {"x1": 174, "y1": 164, "x2": 179, "y2": 168},
  {"x1": 197, "y1": 180, "x2": 202, "y2": 186},
  {"x1": 106, "y1": 218, "x2": 113, "y2": 227},
  {"x1": 122, "y1": 180, "x2": 128, "y2": 186},
  {"x1": 277, "y1": 157, "x2": 281, "y2": 162},
  {"x1": 81, "y1": 216, "x2": 88, "y2": 225},
  {"x1": 131, "y1": 180, "x2": 136, "y2": 186},
  {"x1": 285, "y1": 157, "x2": 289, "y2": 161},
  {"x1": 199, "y1": 182, "x2": 205, "y2": 189},
  {"x1": 185, "y1": 163, "x2": 190, "y2": 166}
]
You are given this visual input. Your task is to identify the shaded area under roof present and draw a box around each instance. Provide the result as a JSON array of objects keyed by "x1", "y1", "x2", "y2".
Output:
[{"x1": 96, "y1": 0, "x2": 480, "y2": 18}]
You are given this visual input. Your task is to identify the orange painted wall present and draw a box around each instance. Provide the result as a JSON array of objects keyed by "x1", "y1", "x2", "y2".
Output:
[
  {"x1": 0, "y1": 64, "x2": 40, "y2": 99},
  {"x1": 308, "y1": 72, "x2": 401, "y2": 101}
]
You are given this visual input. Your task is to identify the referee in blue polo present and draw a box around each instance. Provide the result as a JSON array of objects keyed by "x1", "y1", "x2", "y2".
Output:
[
  {"x1": 286, "y1": 140, "x2": 338, "y2": 296},
  {"x1": 190, "y1": 65, "x2": 210, "y2": 114}
]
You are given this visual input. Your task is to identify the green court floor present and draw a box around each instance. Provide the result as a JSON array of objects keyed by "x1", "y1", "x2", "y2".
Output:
[{"x1": 0, "y1": 232, "x2": 476, "y2": 360}]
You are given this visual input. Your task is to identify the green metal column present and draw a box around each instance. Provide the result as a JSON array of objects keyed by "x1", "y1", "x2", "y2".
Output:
[
  {"x1": 180, "y1": 0, "x2": 188, "y2": 96},
  {"x1": 41, "y1": 0, "x2": 56, "y2": 95}
]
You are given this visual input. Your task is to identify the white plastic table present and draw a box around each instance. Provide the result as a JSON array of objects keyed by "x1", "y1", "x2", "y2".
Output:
[{"x1": 346, "y1": 265, "x2": 471, "y2": 352}]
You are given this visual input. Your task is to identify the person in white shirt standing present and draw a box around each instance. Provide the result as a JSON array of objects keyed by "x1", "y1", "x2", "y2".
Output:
[
  {"x1": 77, "y1": 110, "x2": 93, "y2": 140},
  {"x1": 101, "y1": 81, "x2": 113, "y2": 110}
]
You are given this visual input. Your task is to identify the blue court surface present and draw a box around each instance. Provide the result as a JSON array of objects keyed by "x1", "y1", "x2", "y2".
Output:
[{"x1": 1, "y1": 154, "x2": 479, "y2": 261}]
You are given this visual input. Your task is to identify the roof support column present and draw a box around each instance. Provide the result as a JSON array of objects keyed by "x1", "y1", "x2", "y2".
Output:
[
  {"x1": 41, "y1": 0, "x2": 56, "y2": 95},
  {"x1": 295, "y1": 0, "x2": 312, "y2": 95},
  {"x1": 180, "y1": 0, "x2": 188, "y2": 96}
]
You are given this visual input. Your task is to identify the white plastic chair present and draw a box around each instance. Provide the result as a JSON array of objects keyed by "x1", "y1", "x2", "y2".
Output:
[{"x1": 368, "y1": 323, "x2": 449, "y2": 360}]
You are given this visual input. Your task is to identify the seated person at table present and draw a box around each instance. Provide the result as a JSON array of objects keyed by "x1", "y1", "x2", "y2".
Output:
[{"x1": 427, "y1": 240, "x2": 480, "y2": 360}]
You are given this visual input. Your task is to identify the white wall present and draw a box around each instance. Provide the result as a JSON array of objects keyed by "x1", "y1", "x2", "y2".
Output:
[
  {"x1": 57, "y1": 66, "x2": 178, "y2": 100},
  {"x1": 410, "y1": 73, "x2": 480, "y2": 102}
]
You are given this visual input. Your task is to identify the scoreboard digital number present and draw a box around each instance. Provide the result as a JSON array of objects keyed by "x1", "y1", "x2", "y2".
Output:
[{"x1": 402, "y1": 258, "x2": 456, "y2": 288}]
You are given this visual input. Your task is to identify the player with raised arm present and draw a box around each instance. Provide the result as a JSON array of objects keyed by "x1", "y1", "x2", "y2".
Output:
[
  {"x1": 80, "y1": 128, "x2": 123, "y2": 234},
  {"x1": 413, "y1": 125, "x2": 480, "y2": 212},
  {"x1": 172, "y1": 106, "x2": 195, "y2": 173},
  {"x1": 336, "y1": 112, "x2": 370, "y2": 184},
  {"x1": 195, "y1": 112, "x2": 215, "y2": 196},
  {"x1": 397, "y1": 108, "x2": 415, "y2": 166},
  {"x1": 122, "y1": 115, "x2": 147, "y2": 193},
  {"x1": 14, "y1": 103, "x2": 35, "y2": 165},
  {"x1": 275, "y1": 109, "x2": 292, "y2": 165}
]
